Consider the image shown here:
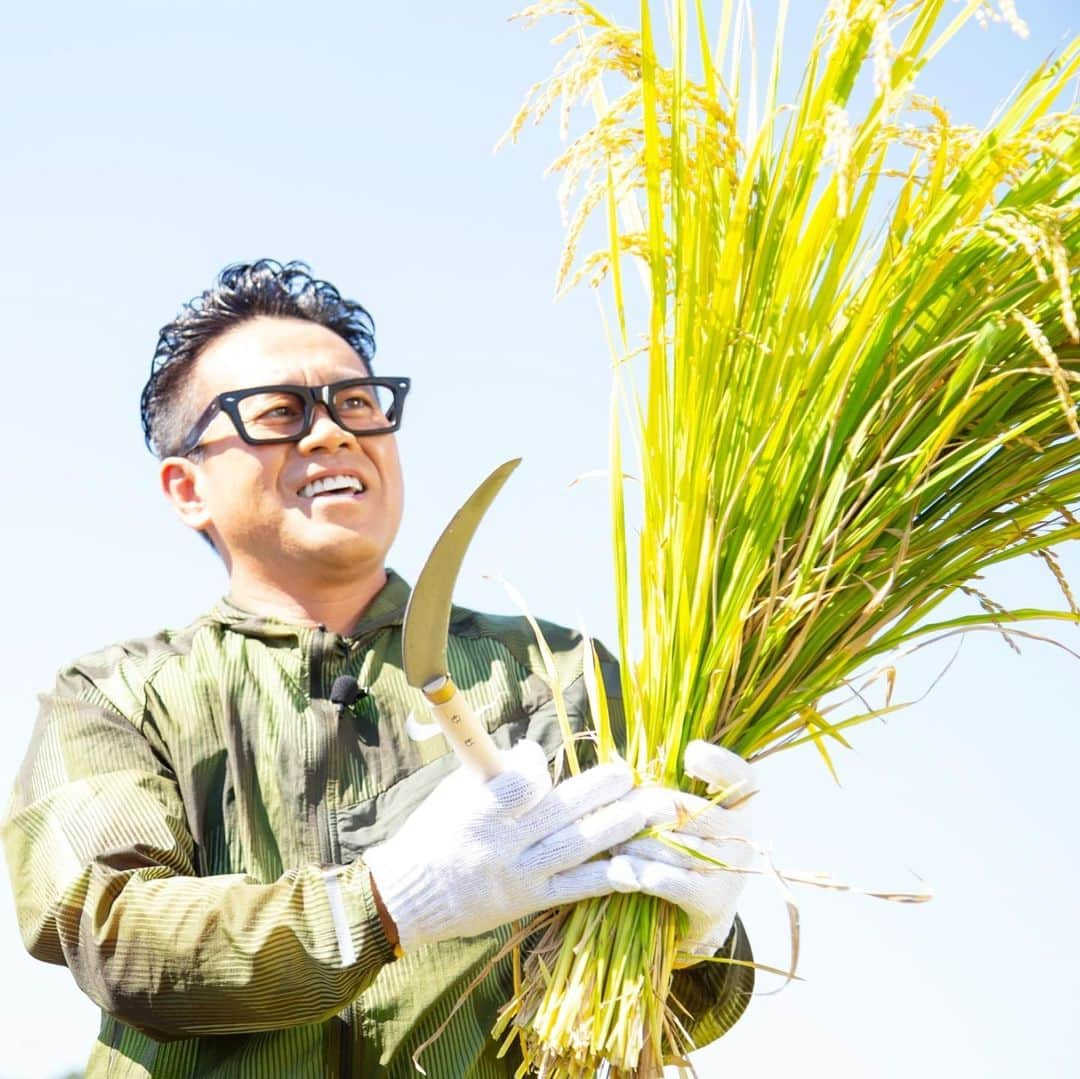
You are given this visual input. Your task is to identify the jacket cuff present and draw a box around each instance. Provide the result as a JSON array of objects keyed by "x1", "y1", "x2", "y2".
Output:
[{"x1": 321, "y1": 860, "x2": 397, "y2": 972}]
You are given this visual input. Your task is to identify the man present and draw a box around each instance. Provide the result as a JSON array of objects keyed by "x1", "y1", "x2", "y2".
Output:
[{"x1": 3, "y1": 260, "x2": 755, "y2": 1077}]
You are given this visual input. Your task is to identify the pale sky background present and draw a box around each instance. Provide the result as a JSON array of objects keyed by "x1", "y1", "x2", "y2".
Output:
[{"x1": 1, "y1": 2, "x2": 1078, "y2": 1076}]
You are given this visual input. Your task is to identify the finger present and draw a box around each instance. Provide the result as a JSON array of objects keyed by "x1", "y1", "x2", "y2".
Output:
[
  {"x1": 623, "y1": 856, "x2": 701, "y2": 912},
  {"x1": 486, "y1": 740, "x2": 552, "y2": 815},
  {"x1": 516, "y1": 759, "x2": 634, "y2": 843},
  {"x1": 613, "y1": 834, "x2": 740, "y2": 873},
  {"x1": 619, "y1": 786, "x2": 747, "y2": 841},
  {"x1": 623, "y1": 856, "x2": 744, "y2": 952},
  {"x1": 546, "y1": 854, "x2": 640, "y2": 904},
  {"x1": 683, "y1": 741, "x2": 754, "y2": 802},
  {"x1": 520, "y1": 795, "x2": 647, "y2": 875},
  {"x1": 628, "y1": 855, "x2": 746, "y2": 916}
]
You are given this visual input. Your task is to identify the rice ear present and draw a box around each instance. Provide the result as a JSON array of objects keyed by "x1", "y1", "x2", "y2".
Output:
[{"x1": 497, "y1": 1, "x2": 1080, "y2": 1073}]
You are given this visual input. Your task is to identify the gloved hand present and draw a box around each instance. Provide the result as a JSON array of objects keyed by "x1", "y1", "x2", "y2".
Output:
[
  {"x1": 613, "y1": 740, "x2": 754, "y2": 960},
  {"x1": 363, "y1": 740, "x2": 643, "y2": 953}
]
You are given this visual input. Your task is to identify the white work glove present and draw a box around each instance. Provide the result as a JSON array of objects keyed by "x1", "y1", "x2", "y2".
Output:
[
  {"x1": 614, "y1": 740, "x2": 754, "y2": 960},
  {"x1": 364, "y1": 740, "x2": 643, "y2": 953}
]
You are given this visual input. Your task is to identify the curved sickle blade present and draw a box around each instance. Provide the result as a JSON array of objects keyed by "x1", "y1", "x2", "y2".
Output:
[{"x1": 402, "y1": 458, "x2": 522, "y2": 690}]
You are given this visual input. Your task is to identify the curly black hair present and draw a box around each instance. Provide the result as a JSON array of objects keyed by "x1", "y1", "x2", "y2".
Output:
[{"x1": 140, "y1": 260, "x2": 377, "y2": 459}]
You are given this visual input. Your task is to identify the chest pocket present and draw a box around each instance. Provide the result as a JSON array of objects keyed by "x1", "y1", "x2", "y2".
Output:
[
  {"x1": 334, "y1": 704, "x2": 539, "y2": 857},
  {"x1": 334, "y1": 636, "x2": 580, "y2": 858}
]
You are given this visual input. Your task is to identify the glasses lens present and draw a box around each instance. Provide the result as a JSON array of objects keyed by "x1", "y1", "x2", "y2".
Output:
[
  {"x1": 332, "y1": 382, "x2": 397, "y2": 432},
  {"x1": 236, "y1": 390, "x2": 308, "y2": 441}
]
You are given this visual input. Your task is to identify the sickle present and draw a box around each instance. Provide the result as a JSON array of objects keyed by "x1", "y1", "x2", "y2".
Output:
[{"x1": 401, "y1": 458, "x2": 521, "y2": 779}]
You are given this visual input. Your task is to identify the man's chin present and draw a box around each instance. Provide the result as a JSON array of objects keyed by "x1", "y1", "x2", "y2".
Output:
[{"x1": 290, "y1": 525, "x2": 389, "y2": 572}]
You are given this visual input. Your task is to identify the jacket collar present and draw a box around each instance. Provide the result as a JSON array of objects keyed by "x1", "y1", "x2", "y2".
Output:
[{"x1": 208, "y1": 569, "x2": 414, "y2": 641}]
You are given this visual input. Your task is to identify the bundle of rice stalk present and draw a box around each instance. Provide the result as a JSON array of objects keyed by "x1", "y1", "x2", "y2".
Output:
[{"x1": 492, "y1": 1, "x2": 1080, "y2": 1076}]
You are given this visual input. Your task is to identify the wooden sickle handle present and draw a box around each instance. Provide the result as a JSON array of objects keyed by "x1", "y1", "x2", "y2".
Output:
[{"x1": 422, "y1": 675, "x2": 504, "y2": 780}]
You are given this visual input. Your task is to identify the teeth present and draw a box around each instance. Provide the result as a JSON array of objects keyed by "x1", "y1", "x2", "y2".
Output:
[{"x1": 299, "y1": 475, "x2": 365, "y2": 498}]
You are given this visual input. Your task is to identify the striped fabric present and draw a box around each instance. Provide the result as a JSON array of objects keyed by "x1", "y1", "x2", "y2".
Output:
[{"x1": 3, "y1": 571, "x2": 753, "y2": 1077}]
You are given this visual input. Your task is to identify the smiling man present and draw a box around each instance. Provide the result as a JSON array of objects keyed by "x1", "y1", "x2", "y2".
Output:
[
  {"x1": 3, "y1": 260, "x2": 756, "y2": 1077},
  {"x1": 158, "y1": 312, "x2": 407, "y2": 629}
]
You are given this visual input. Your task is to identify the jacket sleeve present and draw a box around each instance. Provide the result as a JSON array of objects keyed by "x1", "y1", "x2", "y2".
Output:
[{"x1": 2, "y1": 663, "x2": 395, "y2": 1042}]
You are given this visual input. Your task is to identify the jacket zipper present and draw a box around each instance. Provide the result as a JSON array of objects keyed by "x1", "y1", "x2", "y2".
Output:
[
  {"x1": 313, "y1": 626, "x2": 356, "y2": 1079},
  {"x1": 309, "y1": 625, "x2": 338, "y2": 866}
]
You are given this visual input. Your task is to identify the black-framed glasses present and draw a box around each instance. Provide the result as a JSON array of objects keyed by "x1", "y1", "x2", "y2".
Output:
[{"x1": 174, "y1": 377, "x2": 411, "y2": 457}]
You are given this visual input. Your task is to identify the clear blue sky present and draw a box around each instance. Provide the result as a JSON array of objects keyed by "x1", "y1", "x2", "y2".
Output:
[{"x1": 1, "y1": 2, "x2": 1077, "y2": 1076}]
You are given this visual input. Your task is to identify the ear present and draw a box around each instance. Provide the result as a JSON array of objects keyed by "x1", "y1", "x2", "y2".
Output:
[{"x1": 160, "y1": 456, "x2": 214, "y2": 534}]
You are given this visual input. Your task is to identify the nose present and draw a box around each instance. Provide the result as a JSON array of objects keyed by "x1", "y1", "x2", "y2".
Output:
[{"x1": 297, "y1": 401, "x2": 359, "y2": 453}]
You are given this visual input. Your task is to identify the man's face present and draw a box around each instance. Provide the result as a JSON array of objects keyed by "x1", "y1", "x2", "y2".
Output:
[{"x1": 179, "y1": 315, "x2": 404, "y2": 581}]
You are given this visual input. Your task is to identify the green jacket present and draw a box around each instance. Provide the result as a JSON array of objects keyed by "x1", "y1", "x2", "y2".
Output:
[{"x1": 4, "y1": 571, "x2": 753, "y2": 1077}]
